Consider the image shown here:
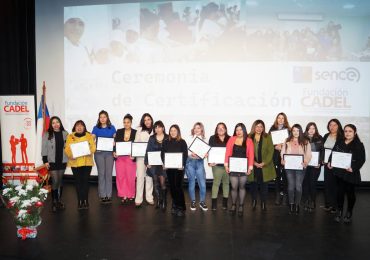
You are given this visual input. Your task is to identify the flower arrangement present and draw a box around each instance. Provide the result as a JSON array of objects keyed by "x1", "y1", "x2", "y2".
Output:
[{"x1": 2, "y1": 175, "x2": 48, "y2": 240}]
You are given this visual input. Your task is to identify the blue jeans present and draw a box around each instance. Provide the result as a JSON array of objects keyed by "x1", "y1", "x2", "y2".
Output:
[
  {"x1": 286, "y1": 169, "x2": 306, "y2": 205},
  {"x1": 186, "y1": 158, "x2": 206, "y2": 202}
]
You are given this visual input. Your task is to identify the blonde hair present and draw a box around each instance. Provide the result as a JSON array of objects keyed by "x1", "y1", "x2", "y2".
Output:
[{"x1": 191, "y1": 122, "x2": 205, "y2": 139}]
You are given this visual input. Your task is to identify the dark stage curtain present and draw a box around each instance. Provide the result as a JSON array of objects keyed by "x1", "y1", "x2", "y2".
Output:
[
  {"x1": 0, "y1": 0, "x2": 36, "y2": 96},
  {"x1": 0, "y1": 0, "x2": 36, "y2": 182}
]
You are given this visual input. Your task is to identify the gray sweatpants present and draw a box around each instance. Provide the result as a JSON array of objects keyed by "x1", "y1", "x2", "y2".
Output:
[{"x1": 94, "y1": 151, "x2": 114, "y2": 198}]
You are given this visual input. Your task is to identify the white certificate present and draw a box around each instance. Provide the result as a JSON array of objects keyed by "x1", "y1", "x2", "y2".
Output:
[
  {"x1": 70, "y1": 141, "x2": 91, "y2": 159},
  {"x1": 229, "y1": 157, "x2": 248, "y2": 173},
  {"x1": 188, "y1": 137, "x2": 211, "y2": 159},
  {"x1": 284, "y1": 154, "x2": 303, "y2": 170},
  {"x1": 147, "y1": 151, "x2": 163, "y2": 166},
  {"x1": 308, "y1": 151, "x2": 320, "y2": 167},
  {"x1": 208, "y1": 147, "x2": 227, "y2": 164},
  {"x1": 96, "y1": 137, "x2": 114, "y2": 152},
  {"x1": 164, "y1": 153, "x2": 183, "y2": 169},
  {"x1": 131, "y1": 142, "x2": 148, "y2": 157},
  {"x1": 324, "y1": 148, "x2": 332, "y2": 163},
  {"x1": 115, "y1": 141, "x2": 132, "y2": 156},
  {"x1": 271, "y1": 129, "x2": 289, "y2": 145},
  {"x1": 331, "y1": 151, "x2": 352, "y2": 169}
]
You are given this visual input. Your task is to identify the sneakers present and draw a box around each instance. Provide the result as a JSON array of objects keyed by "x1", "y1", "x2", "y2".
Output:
[
  {"x1": 199, "y1": 201, "x2": 208, "y2": 211},
  {"x1": 190, "y1": 201, "x2": 208, "y2": 211},
  {"x1": 190, "y1": 201, "x2": 196, "y2": 211}
]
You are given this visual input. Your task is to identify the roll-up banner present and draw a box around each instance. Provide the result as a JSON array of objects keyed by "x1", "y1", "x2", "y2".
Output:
[{"x1": 0, "y1": 96, "x2": 37, "y2": 182}]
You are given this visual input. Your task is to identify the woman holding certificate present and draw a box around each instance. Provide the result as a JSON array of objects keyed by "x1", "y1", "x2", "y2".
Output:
[
  {"x1": 186, "y1": 122, "x2": 209, "y2": 211},
  {"x1": 248, "y1": 120, "x2": 275, "y2": 211},
  {"x1": 161, "y1": 125, "x2": 188, "y2": 217},
  {"x1": 41, "y1": 116, "x2": 68, "y2": 212},
  {"x1": 145, "y1": 120, "x2": 169, "y2": 210},
  {"x1": 208, "y1": 122, "x2": 230, "y2": 211},
  {"x1": 302, "y1": 122, "x2": 323, "y2": 212},
  {"x1": 134, "y1": 113, "x2": 154, "y2": 207},
  {"x1": 281, "y1": 124, "x2": 312, "y2": 215},
  {"x1": 269, "y1": 112, "x2": 291, "y2": 206},
  {"x1": 113, "y1": 114, "x2": 137, "y2": 204},
  {"x1": 322, "y1": 119, "x2": 344, "y2": 213},
  {"x1": 224, "y1": 123, "x2": 254, "y2": 217},
  {"x1": 64, "y1": 120, "x2": 96, "y2": 210},
  {"x1": 328, "y1": 124, "x2": 365, "y2": 224},
  {"x1": 92, "y1": 110, "x2": 116, "y2": 204}
]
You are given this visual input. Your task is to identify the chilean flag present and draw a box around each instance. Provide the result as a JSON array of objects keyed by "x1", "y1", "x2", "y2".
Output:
[{"x1": 35, "y1": 94, "x2": 50, "y2": 167}]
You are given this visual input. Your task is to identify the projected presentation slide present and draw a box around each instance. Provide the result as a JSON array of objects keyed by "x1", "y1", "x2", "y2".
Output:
[{"x1": 36, "y1": 0, "x2": 370, "y2": 178}]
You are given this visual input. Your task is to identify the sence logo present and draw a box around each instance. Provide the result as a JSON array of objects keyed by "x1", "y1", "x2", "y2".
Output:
[
  {"x1": 3, "y1": 101, "x2": 30, "y2": 113},
  {"x1": 314, "y1": 67, "x2": 360, "y2": 82}
]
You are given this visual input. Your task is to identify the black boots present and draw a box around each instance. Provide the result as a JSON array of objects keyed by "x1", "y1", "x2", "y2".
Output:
[
  {"x1": 51, "y1": 190, "x2": 58, "y2": 213},
  {"x1": 222, "y1": 197, "x2": 228, "y2": 210},
  {"x1": 275, "y1": 192, "x2": 282, "y2": 205},
  {"x1": 335, "y1": 210, "x2": 343, "y2": 223},
  {"x1": 160, "y1": 189, "x2": 167, "y2": 211},
  {"x1": 252, "y1": 199, "x2": 257, "y2": 210},
  {"x1": 343, "y1": 211, "x2": 352, "y2": 224},
  {"x1": 155, "y1": 189, "x2": 161, "y2": 209},
  {"x1": 57, "y1": 187, "x2": 65, "y2": 210},
  {"x1": 295, "y1": 204, "x2": 300, "y2": 215},
  {"x1": 211, "y1": 199, "x2": 217, "y2": 211}
]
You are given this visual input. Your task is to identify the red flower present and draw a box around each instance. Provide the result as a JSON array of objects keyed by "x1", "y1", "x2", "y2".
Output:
[
  {"x1": 35, "y1": 201, "x2": 43, "y2": 208},
  {"x1": 6, "y1": 201, "x2": 15, "y2": 208}
]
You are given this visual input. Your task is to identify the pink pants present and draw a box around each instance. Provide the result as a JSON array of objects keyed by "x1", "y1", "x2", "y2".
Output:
[{"x1": 115, "y1": 156, "x2": 136, "y2": 198}]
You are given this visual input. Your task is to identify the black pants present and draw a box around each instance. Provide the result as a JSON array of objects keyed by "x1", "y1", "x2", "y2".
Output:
[
  {"x1": 71, "y1": 166, "x2": 92, "y2": 202},
  {"x1": 250, "y1": 181, "x2": 268, "y2": 202},
  {"x1": 302, "y1": 166, "x2": 321, "y2": 203},
  {"x1": 167, "y1": 169, "x2": 186, "y2": 210},
  {"x1": 275, "y1": 165, "x2": 287, "y2": 195},
  {"x1": 336, "y1": 176, "x2": 356, "y2": 212},
  {"x1": 324, "y1": 166, "x2": 337, "y2": 208}
]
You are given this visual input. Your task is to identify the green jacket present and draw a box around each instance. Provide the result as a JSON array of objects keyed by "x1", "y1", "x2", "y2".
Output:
[{"x1": 248, "y1": 134, "x2": 276, "y2": 182}]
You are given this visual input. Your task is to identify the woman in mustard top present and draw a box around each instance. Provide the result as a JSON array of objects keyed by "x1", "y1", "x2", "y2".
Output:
[{"x1": 65, "y1": 120, "x2": 96, "y2": 210}]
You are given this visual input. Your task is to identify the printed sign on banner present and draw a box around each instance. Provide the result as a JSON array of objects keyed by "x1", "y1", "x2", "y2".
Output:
[{"x1": 0, "y1": 96, "x2": 37, "y2": 182}]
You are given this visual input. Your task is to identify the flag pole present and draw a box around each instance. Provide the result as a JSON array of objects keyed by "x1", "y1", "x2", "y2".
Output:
[{"x1": 42, "y1": 81, "x2": 46, "y2": 132}]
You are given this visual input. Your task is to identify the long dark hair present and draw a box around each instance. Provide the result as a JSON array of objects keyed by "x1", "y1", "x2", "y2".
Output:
[
  {"x1": 154, "y1": 120, "x2": 166, "y2": 135},
  {"x1": 327, "y1": 118, "x2": 344, "y2": 139},
  {"x1": 140, "y1": 113, "x2": 153, "y2": 134},
  {"x1": 47, "y1": 116, "x2": 65, "y2": 140},
  {"x1": 169, "y1": 124, "x2": 182, "y2": 141},
  {"x1": 72, "y1": 120, "x2": 88, "y2": 134},
  {"x1": 233, "y1": 123, "x2": 248, "y2": 147},
  {"x1": 344, "y1": 124, "x2": 361, "y2": 143},
  {"x1": 273, "y1": 112, "x2": 290, "y2": 130},
  {"x1": 304, "y1": 122, "x2": 321, "y2": 140},
  {"x1": 214, "y1": 122, "x2": 230, "y2": 144},
  {"x1": 96, "y1": 110, "x2": 112, "y2": 128},
  {"x1": 286, "y1": 124, "x2": 308, "y2": 147},
  {"x1": 249, "y1": 119, "x2": 268, "y2": 138}
]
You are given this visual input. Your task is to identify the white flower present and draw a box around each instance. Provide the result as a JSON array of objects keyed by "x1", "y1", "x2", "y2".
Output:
[
  {"x1": 25, "y1": 184, "x2": 34, "y2": 191},
  {"x1": 2, "y1": 188, "x2": 11, "y2": 195},
  {"x1": 17, "y1": 189, "x2": 27, "y2": 196},
  {"x1": 10, "y1": 196, "x2": 20, "y2": 203},
  {"x1": 39, "y1": 189, "x2": 48, "y2": 195},
  {"x1": 15, "y1": 185, "x2": 23, "y2": 191},
  {"x1": 20, "y1": 200, "x2": 32, "y2": 208},
  {"x1": 30, "y1": 197, "x2": 40, "y2": 203},
  {"x1": 17, "y1": 209, "x2": 28, "y2": 219}
]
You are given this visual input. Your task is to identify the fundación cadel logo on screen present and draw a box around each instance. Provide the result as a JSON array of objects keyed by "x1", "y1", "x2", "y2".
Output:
[{"x1": 293, "y1": 66, "x2": 361, "y2": 83}]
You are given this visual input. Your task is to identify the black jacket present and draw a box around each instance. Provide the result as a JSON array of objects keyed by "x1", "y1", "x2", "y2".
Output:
[{"x1": 330, "y1": 138, "x2": 365, "y2": 185}]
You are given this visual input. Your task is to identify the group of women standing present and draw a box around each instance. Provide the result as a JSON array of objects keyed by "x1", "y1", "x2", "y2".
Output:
[{"x1": 41, "y1": 111, "x2": 365, "y2": 222}]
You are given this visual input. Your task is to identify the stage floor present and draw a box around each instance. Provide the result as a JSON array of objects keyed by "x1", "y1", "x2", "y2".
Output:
[{"x1": 1, "y1": 183, "x2": 369, "y2": 260}]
